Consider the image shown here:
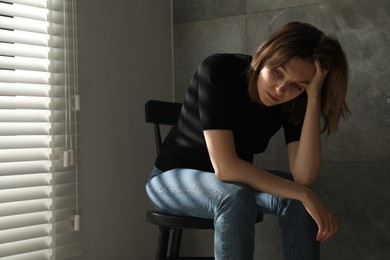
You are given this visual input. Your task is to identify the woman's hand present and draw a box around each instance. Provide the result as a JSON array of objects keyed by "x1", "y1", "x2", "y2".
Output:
[
  {"x1": 306, "y1": 59, "x2": 328, "y2": 99},
  {"x1": 301, "y1": 187, "x2": 338, "y2": 242}
]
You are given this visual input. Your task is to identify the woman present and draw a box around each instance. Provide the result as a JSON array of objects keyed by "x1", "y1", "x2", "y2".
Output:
[{"x1": 146, "y1": 21, "x2": 350, "y2": 259}]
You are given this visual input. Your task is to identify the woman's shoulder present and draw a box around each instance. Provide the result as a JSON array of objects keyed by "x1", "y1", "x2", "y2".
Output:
[{"x1": 198, "y1": 53, "x2": 252, "y2": 80}]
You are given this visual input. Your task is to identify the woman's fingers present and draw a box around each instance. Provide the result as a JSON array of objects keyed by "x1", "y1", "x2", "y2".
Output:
[
  {"x1": 303, "y1": 190, "x2": 338, "y2": 242},
  {"x1": 306, "y1": 59, "x2": 328, "y2": 97},
  {"x1": 316, "y1": 211, "x2": 338, "y2": 242},
  {"x1": 314, "y1": 59, "x2": 329, "y2": 77}
]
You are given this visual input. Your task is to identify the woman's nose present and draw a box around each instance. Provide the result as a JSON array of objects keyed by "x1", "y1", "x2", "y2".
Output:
[{"x1": 275, "y1": 82, "x2": 286, "y2": 95}]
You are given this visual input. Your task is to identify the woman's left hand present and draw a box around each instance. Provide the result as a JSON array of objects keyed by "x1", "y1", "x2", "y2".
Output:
[{"x1": 306, "y1": 59, "x2": 328, "y2": 99}]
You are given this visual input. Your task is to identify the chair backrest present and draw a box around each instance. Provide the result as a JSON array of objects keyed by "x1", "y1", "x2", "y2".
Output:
[{"x1": 145, "y1": 100, "x2": 182, "y2": 155}]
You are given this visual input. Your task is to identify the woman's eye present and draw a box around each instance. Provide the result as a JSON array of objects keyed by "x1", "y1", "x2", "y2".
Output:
[
  {"x1": 291, "y1": 83, "x2": 302, "y2": 91},
  {"x1": 272, "y1": 69, "x2": 282, "y2": 78}
]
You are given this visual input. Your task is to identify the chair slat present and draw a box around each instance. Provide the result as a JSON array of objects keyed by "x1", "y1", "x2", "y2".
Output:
[{"x1": 145, "y1": 100, "x2": 182, "y2": 126}]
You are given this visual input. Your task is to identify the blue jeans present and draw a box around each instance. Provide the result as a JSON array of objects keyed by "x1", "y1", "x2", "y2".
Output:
[{"x1": 146, "y1": 167, "x2": 319, "y2": 260}]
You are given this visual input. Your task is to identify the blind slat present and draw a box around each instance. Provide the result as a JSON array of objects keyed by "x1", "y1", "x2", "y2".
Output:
[
  {"x1": 0, "y1": 56, "x2": 49, "y2": 72},
  {"x1": 0, "y1": 174, "x2": 50, "y2": 190},
  {"x1": 0, "y1": 16, "x2": 49, "y2": 34},
  {"x1": 0, "y1": 2, "x2": 48, "y2": 21},
  {"x1": 0, "y1": 136, "x2": 50, "y2": 149},
  {"x1": 0, "y1": 186, "x2": 51, "y2": 204},
  {"x1": 0, "y1": 249, "x2": 50, "y2": 260},
  {"x1": 0, "y1": 70, "x2": 50, "y2": 84},
  {"x1": 0, "y1": 123, "x2": 50, "y2": 135},
  {"x1": 0, "y1": 42, "x2": 49, "y2": 59},
  {"x1": 0, "y1": 83, "x2": 49, "y2": 97},
  {"x1": 0, "y1": 199, "x2": 51, "y2": 217},
  {"x1": 0, "y1": 212, "x2": 51, "y2": 231},
  {"x1": 0, "y1": 30, "x2": 49, "y2": 47},
  {"x1": 0, "y1": 96, "x2": 49, "y2": 109},
  {"x1": 5, "y1": 0, "x2": 48, "y2": 9},
  {"x1": 0, "y1": 110, "x2": 50, "y2": 122},
  {"x1": 0, "y1": 136, "x2": 71, "y2": 150},
  {"x1": 0, "y1": 224, "x2": 51, "y2": 244},
  {"x1": 0, "y1": 161, "x2": 50, "y2": 176},
  {"x1": 0, "y1": 148, "x2": 50, "y2": 163},
  {"x1": 0, "y1": 237, "x2": 50, "y2": 258}
]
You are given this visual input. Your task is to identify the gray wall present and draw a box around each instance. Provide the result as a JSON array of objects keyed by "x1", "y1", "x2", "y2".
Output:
[
  {"x1": 76, "y1": 0, "x2": 173, "y2": 259},
  {"x1": 172, "y1": 0, "x2": 390, "y2": 259}
]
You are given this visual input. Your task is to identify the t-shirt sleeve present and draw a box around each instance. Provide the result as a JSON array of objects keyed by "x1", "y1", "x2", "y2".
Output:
[
  {"x1": 282, "y1": 117, "x2": 303, "y2": 144},
  {"x1": 197, "y1": 54, "x2": 235, "y2": 130}
]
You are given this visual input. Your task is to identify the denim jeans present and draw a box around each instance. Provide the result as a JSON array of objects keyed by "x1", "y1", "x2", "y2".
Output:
[{"x1": 146, "y1": 167, "x2": 319, "y2": 260}]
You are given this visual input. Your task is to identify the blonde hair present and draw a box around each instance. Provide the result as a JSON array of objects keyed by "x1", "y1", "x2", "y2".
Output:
[{"x1": 248, "y1": 22, "x2": 351, "y2": 135}]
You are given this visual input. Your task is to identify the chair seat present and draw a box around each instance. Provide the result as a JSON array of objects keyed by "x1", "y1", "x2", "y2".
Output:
[
  {"x1": 146, "y1": 210, "x2": 263, "y2": 230},
  {"x1": 146, "y1": 210, "x2": 214, "y2": 229}
]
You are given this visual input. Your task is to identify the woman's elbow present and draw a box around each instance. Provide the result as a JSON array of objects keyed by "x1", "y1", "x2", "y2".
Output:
[
  {"x1": 212, "y1": 162, "x2": 232, "y2": 181},
  {"x1": 293, "y1": 174, "x2": 317, "y2": 187},
  {"x1": 291, "y1": 164, "x2": 320, "y2": 186},
  {"x1": 210, "y1": 154, "x2": 241, "y2": 181},
  {"x1": 296, "y1": 178, "x2": 316, "y2": 187},
  {"x1": 214, "y1": 167, "x2": 228, "y2": 181}
]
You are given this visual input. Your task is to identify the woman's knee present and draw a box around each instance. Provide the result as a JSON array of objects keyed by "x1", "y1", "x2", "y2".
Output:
[{"x1": 216, "y1": 183, "x2": 257, "y2": 218}]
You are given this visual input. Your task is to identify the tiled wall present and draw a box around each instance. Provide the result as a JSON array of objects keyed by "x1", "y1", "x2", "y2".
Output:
[{"x1": 172, "y1": 0, "x2": 390, "y2": 259}]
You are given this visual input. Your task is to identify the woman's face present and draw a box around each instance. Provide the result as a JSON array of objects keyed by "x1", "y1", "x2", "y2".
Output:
[{"x1": 257, "y1": 57, "x2": 315, "y2": 106}]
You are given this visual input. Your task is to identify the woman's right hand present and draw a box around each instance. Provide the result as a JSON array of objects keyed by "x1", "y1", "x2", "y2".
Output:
[{"x1": 301, "y1": 187, "x2": 338, "y2": 242}]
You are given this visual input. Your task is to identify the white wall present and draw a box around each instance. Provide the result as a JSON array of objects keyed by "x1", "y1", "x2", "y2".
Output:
[{"x1": 76, "y1": 0, "x2": 173, "y2": 259}]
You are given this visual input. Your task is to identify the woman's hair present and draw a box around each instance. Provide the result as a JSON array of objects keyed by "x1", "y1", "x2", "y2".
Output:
[{"x1": 248, "y1": 21, "x2": 351, "y2": 135}]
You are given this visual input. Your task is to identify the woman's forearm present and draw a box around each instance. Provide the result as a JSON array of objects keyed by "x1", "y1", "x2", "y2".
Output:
[
  {"x1": 290, "y1": 59, "x2": 328, "y2": 185},
  {"x1": 223, "y1": 158, "x2": 311, "y2": 201},
  {"x1": 205, "y1": 130, "x2": 310, "y2": 201},
  {"x1": 290, "y1": 96, "x2": 322, "y2": 186}
]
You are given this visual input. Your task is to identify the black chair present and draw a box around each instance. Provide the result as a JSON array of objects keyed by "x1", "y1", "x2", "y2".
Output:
[{"x1": 145, "y1": 100, "x2": 263, "y2": 260}]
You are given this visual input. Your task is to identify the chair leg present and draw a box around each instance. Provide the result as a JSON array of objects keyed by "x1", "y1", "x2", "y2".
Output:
[
  {"x1": 169, "y1": 228, "x2": 183, "y2": 257},
  {"x1": 156, "y1": 226, "x2": 170, "y2": 260}
]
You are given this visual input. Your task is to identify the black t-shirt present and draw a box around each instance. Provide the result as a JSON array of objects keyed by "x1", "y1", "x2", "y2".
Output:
[{"x1": 155, "y1": 53, "x2": 303, "y2": 172}]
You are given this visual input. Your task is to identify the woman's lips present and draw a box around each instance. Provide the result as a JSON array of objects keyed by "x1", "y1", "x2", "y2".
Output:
[{"x1": 267, "y1": 92, "x2": 279, "y2": 102}]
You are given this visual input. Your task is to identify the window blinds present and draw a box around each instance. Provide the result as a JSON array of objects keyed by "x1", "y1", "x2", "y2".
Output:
[{"x1": 0, "y1": 0, "x2": 82, "y2": 259}]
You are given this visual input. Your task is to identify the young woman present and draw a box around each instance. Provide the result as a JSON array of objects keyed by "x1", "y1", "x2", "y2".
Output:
[{"x1": 146, "y1": 21, "x2": 350, "y2": 260}]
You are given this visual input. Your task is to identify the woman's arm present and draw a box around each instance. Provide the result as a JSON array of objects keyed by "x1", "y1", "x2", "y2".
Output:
[
  {"x1": 288, "y1": 59, "x2": 328, "y2": 186},
  {"x1": 205, "y1": 130, "x2": 307, "y2": 200},
  {"x1": 204, "y1": 129, "x2": 337, "y2": 241}
]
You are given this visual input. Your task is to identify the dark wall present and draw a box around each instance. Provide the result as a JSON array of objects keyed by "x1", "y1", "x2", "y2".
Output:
[
  {"x1": 76, "y1": 0, "x2": 173, "y2": 259},
  {"x1": 172, "y1": 0, "x2": 390, "y2": 259}
]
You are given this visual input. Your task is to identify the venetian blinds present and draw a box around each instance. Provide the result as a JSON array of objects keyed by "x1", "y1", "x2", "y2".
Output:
[{"x1": 0, "y1": 0, "x2": 82, "y2": 259}]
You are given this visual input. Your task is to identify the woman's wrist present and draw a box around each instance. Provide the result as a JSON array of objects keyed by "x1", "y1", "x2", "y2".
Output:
[
  {"x1": 307, "y1": 92, "x2": 322, "y2": 104},
  {"x1": 297, "y1": 184, "x2": 313, "y2": 204}
]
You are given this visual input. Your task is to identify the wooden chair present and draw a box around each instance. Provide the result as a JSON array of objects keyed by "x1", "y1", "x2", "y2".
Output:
[{"x1": 145, "y1": 100, "x2": 263, "y2": 260}]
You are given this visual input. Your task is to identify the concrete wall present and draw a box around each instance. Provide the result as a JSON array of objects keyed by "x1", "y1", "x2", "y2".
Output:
[
  {"x1": 172, "y1": 0, "x2": 390, "y2": 259},
  {"x1": 75, "y1": 0, "x2": 173, "y2": 259}
]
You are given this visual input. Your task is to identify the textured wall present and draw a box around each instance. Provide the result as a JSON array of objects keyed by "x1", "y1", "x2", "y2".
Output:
[{"x1": 172, "y1": 0, "x2": 390, "y2": 259}]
